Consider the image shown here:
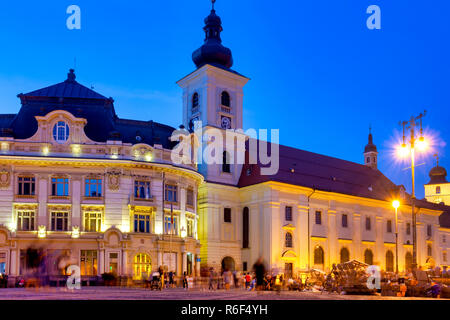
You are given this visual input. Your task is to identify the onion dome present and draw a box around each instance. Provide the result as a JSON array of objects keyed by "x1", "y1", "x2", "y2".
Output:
[
  {"x1": 364, "y1": 130, "x2": 377, "y2": 153},
  {"x1": 428, "y1": 156, "x2": 448, "y2": 184},
  {"x1": 192, "y1": 4, "x2": 233, "y2": 69}
]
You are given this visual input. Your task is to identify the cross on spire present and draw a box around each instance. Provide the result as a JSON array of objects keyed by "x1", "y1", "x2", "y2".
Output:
[
  {"x1": 434, "y1": 153, "x2": 439, "y2": 166},
  {"x1": 212, "y1": 0, "x2": 216, "y2": 10}
]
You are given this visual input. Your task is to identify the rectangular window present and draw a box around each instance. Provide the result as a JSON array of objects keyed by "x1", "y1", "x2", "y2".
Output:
[
  {"x1": 134, "y1": 214, "x2": 151, "y2": 233},
  {"x1": 84, "y1": 212, "x2": 102, "y2": 232},
  {"x1": 186, "y1": 188, "x2": 194, "y2": 207},
  {"x1": 165, "y1": 184, "x2": 177, "y2": 203},
  {"x1": 51, "y1": 212, "x2": 69, "y2": 231},
  {"x1": 134, "y1": 180, "x2": 151, "y2": 200},
  {"x1": 427, "y1": 224, "x2": 432, "y2": 237},
  {"x1": 187, "y1": 218, "x2": 194, "y2": 237},
  {"x1": 164, "y1": 215, "x2": 178, "y2": 235},
  {"x1": 406, "y1": 223, "x2": 411, "y2": 235},
  {"x1": 80, "y1": 250, "x2": 98, "y2": 276},
  {"x1": 85, "y1": 178, "x2": 102, "y2": 197},
  {"x1": 51, "y1": 177, "x2": 69, "y2": 196},
  {"x1": 17, "y1": 176, "x2": 35, "y2": 196},
  {"x1": 285, "y1": 206, "x2": 292, "y2": 221},
  {"x1": 243, "y1": 262, "x2": 248, "y2": 272},
  {"x1": 365, "y1": 217, "x2": 371, "y2": 231},
  {"x1": 224, "y1": 208, "x2": 232, "y2": 223},
  {"x1": 387, "y1": 220, "x2": 392, "y2": 233},
  {"x1": 315, "y1": 211, "x2": 322, "y2": 225},
  {"x1": 342, "y1": 214, "x2": 348, "y2": 228},
  {"x1": 443, "y1": 235, "x2": 446, "y2": 243},
  {"x1": 444, "y1": 252, "x2": 447, "y2": 262},
  {"x1": 17, "y1": 210, "x2": 35, "y2": 231}
]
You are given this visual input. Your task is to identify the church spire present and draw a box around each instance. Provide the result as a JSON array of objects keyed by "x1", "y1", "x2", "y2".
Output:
[
  {"x1": 364, "y1": 127, "x2": 378, "y2": 169},
  {"x1": 192, "y1": 0, "x2": 233, "y2": 69}
]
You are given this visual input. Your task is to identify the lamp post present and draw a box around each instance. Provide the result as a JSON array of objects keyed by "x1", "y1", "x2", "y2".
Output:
[
  {"x1": 398, "y1": 111, "x2": 427, "y2": 272},
  {"x1": 392, "y1": 200, "x2": 400, "y2": 275}
]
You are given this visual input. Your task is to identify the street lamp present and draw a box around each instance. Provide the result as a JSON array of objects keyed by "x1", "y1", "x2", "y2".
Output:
[
  {"x1": 392, "y1": 200, "x2": 400, "y2": 275},
  {"x1": 397, "y1": 110, "x2": 428, "y2": 272}
]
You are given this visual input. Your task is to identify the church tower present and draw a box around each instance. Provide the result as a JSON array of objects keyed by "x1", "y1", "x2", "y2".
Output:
[
  {"x1": 364, "y1": 128, "x2": 378, "y2": 170},
  {"x1": 177, "y1": 1, "x2": 249, "y2": 185},
  {"x1": 425, "y1": 154, "x2": 449, "y2": 205}
]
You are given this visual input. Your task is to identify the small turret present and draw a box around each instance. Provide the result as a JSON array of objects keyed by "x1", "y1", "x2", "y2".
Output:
[{"x1": 364, "y1": 127, "x2": 378, "y2": 170}]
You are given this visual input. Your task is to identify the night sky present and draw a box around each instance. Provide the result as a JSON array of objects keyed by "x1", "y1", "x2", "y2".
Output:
[{"x1": 0, "y1": 0, "x2": 449, "y2": 199}]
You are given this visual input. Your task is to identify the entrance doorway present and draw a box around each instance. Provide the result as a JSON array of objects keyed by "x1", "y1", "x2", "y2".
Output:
[
  {"x1": 221, "y1": 256, "x2": 235, "y2": 272},
  {"x1": 285, "y1": 263, "x2": 293, "y2": 278}
]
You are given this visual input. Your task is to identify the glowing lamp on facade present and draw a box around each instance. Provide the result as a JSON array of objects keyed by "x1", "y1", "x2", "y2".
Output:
[
  {"x1": 71, "y1": 144, "x2": 81, "y2": 156},
  {"x1": 145, "y1": 153, "x2": 152, "y2": 162},
  {"x1": 8, "y1": 223, "x2": 16, "y2": 233},
  {"x1": 180, "y1": 226, "x2": 187, "y2": 238},
  {"x1": 155, "y1": 224, "x2": 163, "y2": 235},
  {"x1": 42, "y1": 146, "x2": 50, "y2": 156},
  {"x1": 1, "y1": 142, "x2": 9, "y2": 152},
  {"x1": 38, "y1": 225, "x2": 46, "y2": 238},
  {"x1": 71, "y1": 226, "x2": 80, "y2": 238}
]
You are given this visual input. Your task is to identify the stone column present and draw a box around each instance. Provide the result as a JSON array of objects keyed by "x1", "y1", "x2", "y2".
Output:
[
  {"x1": 375, "y1": 216, "x2": 384, "y2": 267},
  {"x1": 327, "y1": 210, "x2": 337, "y2": 269},
  {"x1": 352, "y1": 213, "x2": 362, "y2": 261},
  {"x1": 71, "y1": 175, "x2": 82, "y2": 229},
  {"x1": 417, "y1": 223, "x2": 426, "y2": 267},
  {"x1": 37, "y1": 174, "x2": 48, "y2": 227},
  {"x1": 195, "y1": 253, "x2": 201, "y2": 277},
  {"x1": 99, "y1": 249, "x2": 105, "y2": 275},
  {"x1": 122, "y1": 249, "x2": 128, "y2": 275},
  {"x1": 297, "y1": 205, "x2": 309, "y2": 270}
]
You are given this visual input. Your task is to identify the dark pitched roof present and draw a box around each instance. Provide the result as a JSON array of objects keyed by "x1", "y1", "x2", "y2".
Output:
[
  {"x1": 238, "y1": 141, "x2": 450, "y2": 215},
  {"x1": 22, "y1": 69, "x2": 107, "y2": 100}
]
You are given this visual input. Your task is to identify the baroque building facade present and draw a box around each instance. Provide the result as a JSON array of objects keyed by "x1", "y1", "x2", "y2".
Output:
[{"x1": 0, "y1": 5, "x2": 449, "y2": 284}]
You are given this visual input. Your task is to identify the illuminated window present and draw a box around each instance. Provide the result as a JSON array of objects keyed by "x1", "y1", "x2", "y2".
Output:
[
  {"x1": 340, "y1": 248, "x2": 350, "y2": 263},
  {"x1": 427, "y1": 245, "x2": 432, "y2": 257},
  {"x1": 134, "y1": 214, "x2": 151, "y2": 233},
  {"x1": 51, "y1": 177, "x2": 69, "y2": 196},
  {"x1": 285, "y1": 206, "x2": 292, "y2": 221},
  {"x1": 364, "y1": 249, "x2": 373, "y2": 265},
  {"x1": 165, "y1": 184, "x2": 177, "y2": 202},
  {"x1": 17, "y1": 176, "x2": 35, "y2": 196},
  {"x1": 406, "y1": 223, "x2": 411, "y2": 235},
  {"x1": 164, "y1": 215, "x2": 178, "y2": 235},
  {"x1": 187, "y1": 218, "x2": 194, "y2": 237},
  {"x1": 315, "y1": 211, "x2": 322, "y2": 225},
  {"x1": 134, "y1": 180, "x2": 151, "y2": 199},
  {"x1": 80, "y1": 250, "x2": 98, "y2": 276},
  {"x1": 84, "y1": 212, "x2": 102, "y2": 232},
  {"x1": 285, "y1": 232, "x2": 293, "y2": 248},
  {"x1": 314, "y1": 246, "x2": 324, "y2": 265},
  {"x1": 17, "y1": 210, "x2": 35, "y2": 231},
  {"x1": 436, "y1": 186, "x2": 441, "y2": 194},
  {"x1": 51, "y1": 212, "x2": 69, "y2": 231},
  {"x1": 386, "y1": 251, "x2": 394, "y2": 272},
  {"x1": 133, "y1": 253, "x2": 151, "y2": 280},
  {"x1": 52, "y1": 121, "x2": 70, "y2": 143},
  {"x1": 444, "y1": 252, "x2": 447, "y2": 262},
  {"x1": 85, "y1": 178, "x2": 102, "y2": 197}
]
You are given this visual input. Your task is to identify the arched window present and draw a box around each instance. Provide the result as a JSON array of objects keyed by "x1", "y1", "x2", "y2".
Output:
[
  {"x1": 405, "y1": 252, "x2": 413, "y2": 271},
  {"x1": 314, "y1": 246, "x2": 324, "y2": 265},
  {"x1": 386, "y1": 250, "x2": 394, "y2": 272},
  {"x1": 133, "y1": 253, "x2": 152, "y2": 280},
  {"x1": 285, "y1": 232, "x2": 293, "y2": 248},
  {"x1": 192, "y1": 93, "x2": 199, "y2": 110},
  {"x1": 53, "y1": 121, "x2": 70, "y2": 143},
  {"x1": 340, "y1": 248, "x2": 350, "y2": 263},
  {"x1": 221, "y1": 91, "x2": 230, "y2": 107},
  {"x1": 222, "y1": 151, "x2": 231, "y2": 173},
  {"x1": 436, "y1": 186, "x2": 441, "y2": 194},
  {"x1": 242, "y1": 207, "x2": 249, "y2": 249},
  {"x1": 364, "y1": 249, "x2": 373, "y2": 265}
]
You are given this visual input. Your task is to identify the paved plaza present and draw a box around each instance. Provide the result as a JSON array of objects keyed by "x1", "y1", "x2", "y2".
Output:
[{"x1": 0, "y1": 287, "x2": 443, "y2": 300}]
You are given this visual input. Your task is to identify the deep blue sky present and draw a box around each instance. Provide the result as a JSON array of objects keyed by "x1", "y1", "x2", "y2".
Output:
[{"x1": 0, "y1": 0, "x2": 449, "y2": 199}]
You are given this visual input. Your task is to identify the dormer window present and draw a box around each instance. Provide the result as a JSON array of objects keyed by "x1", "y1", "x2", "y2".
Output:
[
  {"x1": 221, "y1": 91, "x2": 230, "y2": 107},
  {"x1": 53, "y1": 121, "x2": 70, "y2": 143}
]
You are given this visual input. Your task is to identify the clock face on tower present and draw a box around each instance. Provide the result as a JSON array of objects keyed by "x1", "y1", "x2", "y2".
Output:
[{"x1": 221, "y1": 116, "x2": 232, "y2": 129}]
